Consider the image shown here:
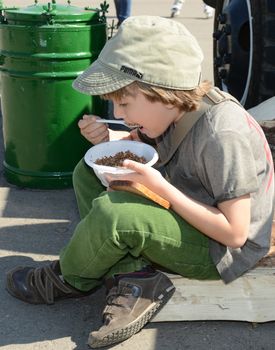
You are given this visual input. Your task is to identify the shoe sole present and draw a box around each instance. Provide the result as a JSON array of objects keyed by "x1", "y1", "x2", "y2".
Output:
[{"x1": 88, "y1": 284, "x2": 175, "y2": 348}]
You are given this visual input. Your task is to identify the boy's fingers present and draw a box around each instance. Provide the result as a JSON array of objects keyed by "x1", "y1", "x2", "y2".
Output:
[
  {"x1": 79, "y1": 115, "x2": 97, "y2": 123},
  {"x1": 123, "y1": 159, "x2": 144, "y2": 172},
  {"x1": 78, "y1": 116, "x2": 100, "y2": 129},
  {"x1": 82, "y1": 114, "x2": 96, "y2": 120}
]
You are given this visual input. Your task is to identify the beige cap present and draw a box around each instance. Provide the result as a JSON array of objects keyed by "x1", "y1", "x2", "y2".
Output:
[{"x1": 73, "y1": 16, "x2": 204, "y2": 95}]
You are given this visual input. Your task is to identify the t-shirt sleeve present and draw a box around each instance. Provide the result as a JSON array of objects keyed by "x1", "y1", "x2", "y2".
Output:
[{"x1": 198, "y1": 130, "x2": 259, "y2": 203}]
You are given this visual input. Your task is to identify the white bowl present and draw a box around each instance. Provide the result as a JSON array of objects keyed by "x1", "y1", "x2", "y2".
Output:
[{"x1": 84, "y1": 140, "x2": 159, "y2": 187}]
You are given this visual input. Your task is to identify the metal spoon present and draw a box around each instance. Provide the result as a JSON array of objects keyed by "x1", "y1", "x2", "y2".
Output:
[{"x1": 96, "y1": 119, "x2": 140, "y2": 129}]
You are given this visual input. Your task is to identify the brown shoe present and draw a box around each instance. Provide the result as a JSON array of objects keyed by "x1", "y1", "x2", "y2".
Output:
[
  {"x1": 88, "y1": 271, "x2": 175, "y2": 348},
  {"x1": 6, "y1": 260, "x2": 91, "y2": 305}
]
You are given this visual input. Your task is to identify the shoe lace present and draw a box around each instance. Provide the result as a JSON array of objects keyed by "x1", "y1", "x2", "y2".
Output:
[{"x1": 32, "y1": 262, "x2": 73, "y2": 304}]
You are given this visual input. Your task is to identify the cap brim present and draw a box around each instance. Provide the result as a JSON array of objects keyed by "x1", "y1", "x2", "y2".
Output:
[{"x1": 72, "y1": 60, "x2": 135, "y2": 96}]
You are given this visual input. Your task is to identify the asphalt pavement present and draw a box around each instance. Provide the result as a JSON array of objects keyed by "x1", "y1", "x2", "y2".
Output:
[{"x1": 0, "y1": 1, "x2": 275, "y2": 349}]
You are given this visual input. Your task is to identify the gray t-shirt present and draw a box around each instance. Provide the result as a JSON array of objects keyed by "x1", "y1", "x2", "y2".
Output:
[{"x1": 156, "y1": 100, "x2": 274, "y2": 283}]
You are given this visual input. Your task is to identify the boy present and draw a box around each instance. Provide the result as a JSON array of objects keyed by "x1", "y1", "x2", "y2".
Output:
[{"x1": 5, "y1": 16, "x2": 274, "y2": 349}]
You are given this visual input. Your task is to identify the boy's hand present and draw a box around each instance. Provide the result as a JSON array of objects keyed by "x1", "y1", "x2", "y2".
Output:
[
  {"x1": 78, "y1": 115, "x2": 135, "y2": 144},
  {"x1": 78, "y1": 115, "x2": 109, "y2": 145},
  {"x1": 105, "y1": 159, "x2": 167, "y2": 195}
]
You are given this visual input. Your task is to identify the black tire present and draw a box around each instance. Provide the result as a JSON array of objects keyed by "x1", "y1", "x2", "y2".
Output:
[{"x1": 213, "y1": 0, "x2": 275, "y2": 109}]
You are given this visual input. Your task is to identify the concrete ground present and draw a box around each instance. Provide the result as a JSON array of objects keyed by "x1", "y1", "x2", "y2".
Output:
[{"x1": 0, "y1": 1, "x2": 275, "y2": 349}]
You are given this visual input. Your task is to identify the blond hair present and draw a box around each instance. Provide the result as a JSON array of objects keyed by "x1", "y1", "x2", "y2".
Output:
[{"x1": 102, "y1": 80, "x2": 212, "y2": 112}]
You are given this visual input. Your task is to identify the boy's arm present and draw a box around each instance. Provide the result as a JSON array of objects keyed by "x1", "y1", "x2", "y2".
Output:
[
  {"x1": 108, "y1": 159, "x2": 250, "y2": 249},
  {"x1": 151, "y1": 172, "x2": 251, "y2": 248},
  {"x1": 165, "y1": 185, "x2": 250, "y2": 248}
]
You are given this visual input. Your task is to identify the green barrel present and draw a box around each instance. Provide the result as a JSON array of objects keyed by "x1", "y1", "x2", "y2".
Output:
[{"x1": 0, "y1": 1, "x2": 108, "y2": 189}]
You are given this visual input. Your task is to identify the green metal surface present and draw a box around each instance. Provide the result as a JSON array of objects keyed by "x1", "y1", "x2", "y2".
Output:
[{"x1": 0, "y1": 2, "x2": 107, "y2": 189}]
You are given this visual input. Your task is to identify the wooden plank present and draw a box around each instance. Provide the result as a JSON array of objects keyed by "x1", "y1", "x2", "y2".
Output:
[
  {"x1": 153, "y1": 267, "x2": 275, "y2": 323},
  {"x1": 152, "y1": 208, "x2": 275, "y2": 323}
]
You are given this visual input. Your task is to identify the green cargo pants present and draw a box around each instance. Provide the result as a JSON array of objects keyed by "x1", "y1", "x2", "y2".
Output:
[{"x1": 59, "y1": 159, "x2": 219, "y2": 291}]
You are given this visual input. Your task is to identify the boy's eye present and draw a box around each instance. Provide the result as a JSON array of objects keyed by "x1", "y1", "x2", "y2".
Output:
[{"x1": 119, "y1": 103, "x2": 127, "y2": 107}]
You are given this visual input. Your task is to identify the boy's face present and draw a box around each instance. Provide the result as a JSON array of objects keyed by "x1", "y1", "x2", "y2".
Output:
[{"x1": 112, "y1": 90, "x2": 182, "y2": 138}]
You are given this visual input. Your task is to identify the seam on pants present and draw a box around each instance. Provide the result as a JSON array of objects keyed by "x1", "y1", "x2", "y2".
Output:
[{"x1": 116, "y1": 229, "x2": 210, "y2": 248}]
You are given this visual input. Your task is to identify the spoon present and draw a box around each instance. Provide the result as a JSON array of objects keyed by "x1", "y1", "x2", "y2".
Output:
[{"x1": 96, "y1": 119, "x2": 140, "y2": 129}]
